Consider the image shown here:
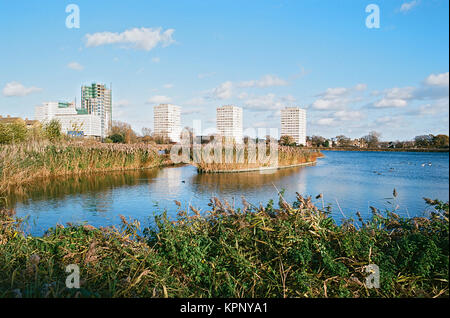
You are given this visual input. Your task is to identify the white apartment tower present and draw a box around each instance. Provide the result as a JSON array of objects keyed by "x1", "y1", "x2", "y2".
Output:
[
  {"x1": 81, "y1": 83, "x2": 112, "y2": 138},
  {"x1": 216, "y1": 105, "x2": 243, "y2": 143},
  {"x1": 153, "y1": 104, "x2": 181, "y2": 143},
  {"x1": 281, "y1": 107, "x2": 307, "y2": 146}
]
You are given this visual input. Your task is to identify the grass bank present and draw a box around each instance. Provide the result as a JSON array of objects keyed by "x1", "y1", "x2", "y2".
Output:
[
  {"x1": 0, "y1": 140, "x2": 170, "y2": 194},
  {"x1": 0, "y1": 194, "x2": 447, "y2": 298},
  {"x1": 196, "y1": 146, "x2": 323, "y2": 173}
]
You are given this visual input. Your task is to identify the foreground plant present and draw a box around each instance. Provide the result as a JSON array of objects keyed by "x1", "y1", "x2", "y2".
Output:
[{"x1": 0, "y1": 195, "x2": 448, "y2": 298}]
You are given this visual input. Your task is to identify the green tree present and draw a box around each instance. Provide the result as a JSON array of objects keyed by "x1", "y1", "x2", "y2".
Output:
[
  {"x1": 432, "y1": 134, "x2": 449, "y2": 148},
  {"x1": 43, "y1": 119, "x2": 62, "y2": 141},
  {"x1": 109, "y1": 133, "x2": 125, "y2": 143},
  {"x1": 0, "y1": 120, "x2": 28, "y2": 144},
  {"x1": 280, "y1": 135, "x2": 296, "y2": 146}
]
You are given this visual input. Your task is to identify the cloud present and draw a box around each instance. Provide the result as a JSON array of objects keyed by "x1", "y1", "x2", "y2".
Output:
[
  {"x1": 316, "y1": 118, "x2": 336, "y2": 126},
  {"x1": 67, "y1": 62, "x2": 84, "y2": 71},
  {"x1": 207, "y1": 74, "x2": 289, "y2": 100},
  {"x1": 370, "y1": 72, "x2": 449, "y2": 108},
  {"x1": 373, "y1": 98, "x2": 408, "y2": 108},
  {"x1": 400, "y1": 1, "x2": 419, "y2": 12},
  {"x1": 311, "y1": 84, "x2": 366, "y2": 110},
  {"x1": 2, "y1": 81, "x2": 42, "y2": 97},
  {"x1": 244, "y1": 93, "x2": 283, "y2": 111},
  {"x1": 354, "y1": 83, "x2": 368, "y2": 91},
  {"x1": 146, "y1": 95, "x2": 172, "y2": 104},
  {"x1": 163, "y1": 83, "x2": 174, "y2": 89},
  {"x1": 238, "y1": 75, "x2": 288, "y2": 88},
  {"x1": 151, "y1": 57, "x2": 160, "y2": 63},
  {"x1": 333, "y1": 110, "x2": 365, "y2": 121},
  {"x1": 374, "y1": 116, "x2": 404, "y2": 127},
  {"x1": 424, "y1": 72, "x2": 449, "y2": 87},
  {"x1": 85, "y1": 27, "x2": 175, "y2": 51},
  {"x1": 417, "y1": 99, "x2": 449, "y2": 116},
  {"x1": 210, "y1": 81, "x2": 233, "y2": 99},
  {"x1": 242, "y1": 93, "x2": 298, "y2": 112},
  {"x1": 182, "y1": 108, "x2": 203, "y2": 115}
]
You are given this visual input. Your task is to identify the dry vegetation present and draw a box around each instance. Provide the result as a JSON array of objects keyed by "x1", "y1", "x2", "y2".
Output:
[
  {"x1": 0, "y1": 140, "x2": 169, "y2": 194},
  {"x1": 195, "y1": 145, "x2": 324, "y2": 173}
]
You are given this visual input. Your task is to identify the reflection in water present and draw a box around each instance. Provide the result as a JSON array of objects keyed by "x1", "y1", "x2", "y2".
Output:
[
  {"x1": 7, "y1": 151, "x2": 449, "y2": 236},
  {"x1": 8, "y1": 169, "x2": 161, "y2": 208},
  {"x1": 191, "y1": 166, "x2": 308, "y2": 193}
]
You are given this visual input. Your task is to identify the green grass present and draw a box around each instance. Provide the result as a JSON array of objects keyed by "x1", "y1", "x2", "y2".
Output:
[{"x1": 0, "y1": 195, "x2": 448, "y2": 298}]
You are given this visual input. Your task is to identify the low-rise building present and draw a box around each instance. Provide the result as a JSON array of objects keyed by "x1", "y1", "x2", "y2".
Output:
[{"x1": 35, "y1": 101, "x2": 102, "y2": 138}]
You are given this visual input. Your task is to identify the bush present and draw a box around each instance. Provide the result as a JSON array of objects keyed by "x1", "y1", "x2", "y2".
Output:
[
  {"x1": 43, "y1": 119, "x2": 62, "y2": 141},
  {"x1": 0, "y1": 121, "x2": 28, "y2": 144},
  {"x1": 109, "y1": 133, "x2": 125, "y2": 143}
]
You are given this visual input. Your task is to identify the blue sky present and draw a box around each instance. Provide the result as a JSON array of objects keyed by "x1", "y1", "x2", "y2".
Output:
[{"x1": 0, "y1": 0, "x2": 448, "y2": 140}]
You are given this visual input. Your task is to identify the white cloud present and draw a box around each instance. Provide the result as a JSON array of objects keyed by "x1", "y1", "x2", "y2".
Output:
[
  {"x1": 163, "y1": 83, "x2": 174, "y2": 89},
  {"x1": 334, "y1": 110, "x2": 365, "y2": 121},
  {"x1": 354, "y1": 83, "x2": 367, "y2": 91},
  {"x1": 67, "y1": 62, "x2": 84, "y2": 71},
  {"x1": 152, "y1": 57, "x2": 160, "y2": 63},
  {"x1": 146, "y1": 95, "x2": 172, "y2": 104},
  {"x1": 85, "y1": 27, "x2": 175, "y2": 51},
  {"x1": 312, "y1": 98, "x2": 348, "y2": 110},
  {"x1": 210, "y1": 81, "x2": 233, "y2": 99},
  {"x1": 384, "y1": 87, "x2": 416, "y2": 99},
  {"x1": 371, "y1": 73, "x2": 449, "y2": 109},
  {"x1": 322, "y1": 87, "x2": 349, "y2": 97},
  {"x1": 400, "y1": 1, "x2": 419, "y2": 12},
  {"x1": 238, "y1": 75, "x2": 288, "y2": 88},
  {"x1": 182, "y1": 108, "x2": 202, "y2": 115},
  {"x1": 316, "y1": 118, "x2": 336, "y2": 126},
  {"x1": 424, "y1": 72, "x2": 449, "y2": 87},
  {"x1": 244, "y1": 93, "x2": 283, "y2": 111},
  {"x1": 2, "y1": 81, "x2": 42, "y2": 97},
  {"x1": 373, "y1": 98, "x2": 408, "y2": 108},
  {"x1": 374, "y1": 116, "x2": 404, "y2": 127},
  {"x1": 311, "y1": 84, "x2": 366, "y2": 110},
  {"x1": 184, "y1": 96, "x2": 207, "y2": 106}
]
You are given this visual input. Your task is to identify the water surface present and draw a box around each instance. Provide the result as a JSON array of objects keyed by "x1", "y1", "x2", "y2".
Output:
[{"x1": 9, "y1": 151, "x2": 449, "y2": 235}]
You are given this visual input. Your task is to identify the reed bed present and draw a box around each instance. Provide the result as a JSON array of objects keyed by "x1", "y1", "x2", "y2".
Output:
[
  {"x1": 0, "y1": 140, "x2": 168, "y2": 194},
  {"x1": 196, "y1": 146, "x2": 324, "y2": 173},
  {"x1": 0, "y1": 195, "x2": 447, "y2": 298}
]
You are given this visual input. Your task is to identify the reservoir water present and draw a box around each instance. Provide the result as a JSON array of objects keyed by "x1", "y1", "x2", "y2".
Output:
[{"x1": 8, "y1": 150, "x2": 449, "y2": 235}]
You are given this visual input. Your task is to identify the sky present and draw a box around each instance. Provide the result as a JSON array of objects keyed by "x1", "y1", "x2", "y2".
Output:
[{"x1": 0, "y1": 0, "x2": 448, "y2": 141}]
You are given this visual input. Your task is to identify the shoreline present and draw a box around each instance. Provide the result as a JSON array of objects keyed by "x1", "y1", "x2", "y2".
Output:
[{"x1": 197, "y1": 160, "x2": 317, "y2": 174}]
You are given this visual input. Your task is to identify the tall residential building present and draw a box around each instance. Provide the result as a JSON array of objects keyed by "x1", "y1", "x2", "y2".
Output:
[
  {"x1": 153, "y1": 104, "x2": 181, "y2": 143},
  {"x1": 35, "y1": 101, "x2": 102, "y2": 137},
  {"x1": 81, "y1": 83, "x2": 112, "y2": 138},
  {"x1": 216, "y1": 105, "x2": 243, "y2": 143},
  {"x1": 281, "y1": 107, "x2": 307, "y2": 146}
]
